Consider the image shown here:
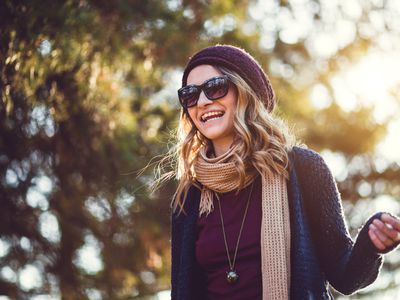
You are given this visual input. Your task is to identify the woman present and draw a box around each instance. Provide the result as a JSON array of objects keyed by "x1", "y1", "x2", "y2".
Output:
[{"x1": 170, "y1": 44, "x2": 400, "y2": 299}]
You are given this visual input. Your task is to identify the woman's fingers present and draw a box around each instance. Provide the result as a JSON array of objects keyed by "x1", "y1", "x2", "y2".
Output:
[
  {"x1": 381, "y1": 213, "x2": 400, "y2": 233},
  {"x1": 368, "y1": 214, "x2": 400, "y2": 252},
  {"x1": 369, "y1": 224, "x2": 394, "y2": 247},
  {"x1": 368, "y1": 228, "x2": 386, "y2": 251},
  {"x1": 372, "y1": 219, "x2": 399, "y2": 241}
]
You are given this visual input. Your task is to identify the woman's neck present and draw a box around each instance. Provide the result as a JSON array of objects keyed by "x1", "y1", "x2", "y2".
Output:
[{"x1": 212, "y1": 140, "x2": 233, "y2": 157}]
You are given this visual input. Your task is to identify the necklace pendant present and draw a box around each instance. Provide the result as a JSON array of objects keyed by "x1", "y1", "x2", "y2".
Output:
[{"x1": 226, "y1": 270, "x2": 239, "y2": 284}]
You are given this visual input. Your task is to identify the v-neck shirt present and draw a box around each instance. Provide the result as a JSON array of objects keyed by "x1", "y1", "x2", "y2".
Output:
[{"x1": 195, "y1": 176, "x2": 263, "y2": 300}]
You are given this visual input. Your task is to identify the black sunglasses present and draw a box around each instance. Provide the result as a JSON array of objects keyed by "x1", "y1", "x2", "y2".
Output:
[{"x1": 178, "y1": 75, "x2": 231, "y2": 109}]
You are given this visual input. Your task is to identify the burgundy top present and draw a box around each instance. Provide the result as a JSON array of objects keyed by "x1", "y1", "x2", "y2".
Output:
[{"x1": 196, "y1": 176, "x2": 262, "y2": 300}]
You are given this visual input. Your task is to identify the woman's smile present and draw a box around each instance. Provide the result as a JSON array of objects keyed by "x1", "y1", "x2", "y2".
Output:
[{"x1": 200, "y1": 110, "x2": 225, "y2": 123}]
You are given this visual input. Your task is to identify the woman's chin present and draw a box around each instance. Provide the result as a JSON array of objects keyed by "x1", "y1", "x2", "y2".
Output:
[{"x1": 202, "y1": 129, "x2": 234, "y2": 145}]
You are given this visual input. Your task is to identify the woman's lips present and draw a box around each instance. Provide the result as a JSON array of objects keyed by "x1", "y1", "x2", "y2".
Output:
[{"x1": 200, "y1": 111, "x2": 225, "y2": 122}]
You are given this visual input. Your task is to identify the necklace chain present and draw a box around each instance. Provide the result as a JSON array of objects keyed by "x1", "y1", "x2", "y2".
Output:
[{"x1": 216, "y1": 182, "x2": 254, "y2": 272}]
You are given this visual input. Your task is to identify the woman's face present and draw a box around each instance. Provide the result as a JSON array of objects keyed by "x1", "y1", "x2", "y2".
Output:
[{"x1": 186, "y1": 65, "x2": 238, "y2": 149}]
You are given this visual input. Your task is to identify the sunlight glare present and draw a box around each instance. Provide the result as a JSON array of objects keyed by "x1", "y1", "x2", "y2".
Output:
[
  {"x1": 332, "y1": 51, "x2": 400, "y2": 123},
  {"x1": 19, "y1": 264, "x2": 43, "y2": 291},
  {"x1": 39, "y1": 212, "x2": 61, "y2": 243},
  {"x1": 320, "y1": 150, "x2": 348, "y2": 181},
  {"x1": 0, "y1": 239, "x2": 10, "y2": 257},
  {"x1": 376, "y1": 119, "x2": 400, "y2": 163},
  {"x1": 330, "y1": 50, "x2": 400, "y2": 163},
  {"x1": 157, "y1": 290, "x2": 171, "y2": 300},
  {"x1": 310, "y1": 83, "x2": 332, "y2": 109},
  {"x1": 73, "y1": 234, "x2": 104, "y2": 275}
]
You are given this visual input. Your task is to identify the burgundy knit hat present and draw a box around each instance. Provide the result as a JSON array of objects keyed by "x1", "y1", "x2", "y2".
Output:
[{"x1": 182, "y1": 44, "x2": 275, "y2": 112}]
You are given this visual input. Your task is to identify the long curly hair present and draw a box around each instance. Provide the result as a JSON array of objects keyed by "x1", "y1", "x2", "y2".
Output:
[{"x1": 154, "y1": 66, "x2": 297, "y2": 214}]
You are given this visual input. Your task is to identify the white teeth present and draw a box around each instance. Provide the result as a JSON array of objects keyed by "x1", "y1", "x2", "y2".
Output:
[
  {"x1": 206, "y1": 116, "x2": 223, "y2": 122},
  {"x1": 201, "y1": 111, "x2": 224, "y2": 122}
]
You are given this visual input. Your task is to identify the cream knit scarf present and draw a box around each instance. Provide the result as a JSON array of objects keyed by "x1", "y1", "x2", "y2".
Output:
[{"x1": 194, "y1": 145, "x2": 291, "y2": 300}]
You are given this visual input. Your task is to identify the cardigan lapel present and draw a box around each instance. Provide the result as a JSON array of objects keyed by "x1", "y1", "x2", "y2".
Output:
[
  {"x1": 288, "y1": 149, "x2": 332, "y2": 299},
  {"x1": 177, "y1": 186, "x2": 201, "y2": 300}
]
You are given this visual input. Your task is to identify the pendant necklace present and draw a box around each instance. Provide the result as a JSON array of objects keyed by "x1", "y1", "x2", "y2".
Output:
[{"x1": 216, "y1": 182, "x2": 254, "y2": 284}]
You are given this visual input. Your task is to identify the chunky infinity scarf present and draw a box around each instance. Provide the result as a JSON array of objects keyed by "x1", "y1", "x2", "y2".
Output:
[{"x1": 194, "y1": 146, "x2": 291, "y2": 300}]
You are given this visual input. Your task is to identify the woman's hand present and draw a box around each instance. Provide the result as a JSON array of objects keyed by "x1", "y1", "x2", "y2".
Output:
[{"x1": 368, "y1": 213, "x2": 400, "y2": 252}]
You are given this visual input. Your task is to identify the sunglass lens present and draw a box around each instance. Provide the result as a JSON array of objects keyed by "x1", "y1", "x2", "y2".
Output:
[
  {"x1": 204, "y1": 77, "x2": 228, "y2": 100},
  {"x1": 179, "y1": 86, "x2": 200, "y2": 108}
]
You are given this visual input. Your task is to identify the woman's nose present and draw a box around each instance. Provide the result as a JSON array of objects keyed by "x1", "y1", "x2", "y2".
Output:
[{"x1": 197, "y1": 91, "x2": 213, "y2": 107}]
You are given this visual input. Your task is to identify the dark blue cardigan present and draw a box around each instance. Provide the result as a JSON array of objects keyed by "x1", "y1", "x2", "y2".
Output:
[{"x1": 171, "y1": 146, "x2": 385, "y2": 299}]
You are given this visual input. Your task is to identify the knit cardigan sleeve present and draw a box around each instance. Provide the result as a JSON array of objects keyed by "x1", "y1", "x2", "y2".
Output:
[{"x1": 293, "y1": 147, "x2": 384, "y2": 295}]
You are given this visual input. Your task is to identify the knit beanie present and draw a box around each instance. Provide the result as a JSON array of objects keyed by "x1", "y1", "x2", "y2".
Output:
[{"x1": 182, "y1": 44, "x2": 275, "y2": 112}]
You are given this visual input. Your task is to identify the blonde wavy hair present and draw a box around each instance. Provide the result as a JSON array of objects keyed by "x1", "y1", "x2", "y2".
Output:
[{"x1": 154, "y1": 66, "x2": 297, "y2": 214}]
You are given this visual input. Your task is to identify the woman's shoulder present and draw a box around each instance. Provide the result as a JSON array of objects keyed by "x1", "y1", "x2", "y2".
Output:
[
  {"x1": 288, "y1": 145, "x2": 332, "y2": 177},
  {"x1": 289, "y1": 145, "x2": 322, "y2": 160}
]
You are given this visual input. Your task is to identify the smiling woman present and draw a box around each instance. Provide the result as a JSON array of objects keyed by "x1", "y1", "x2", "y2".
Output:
[{"x1": 162, "y1": 44, "x2": 400, "y2": 300}]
